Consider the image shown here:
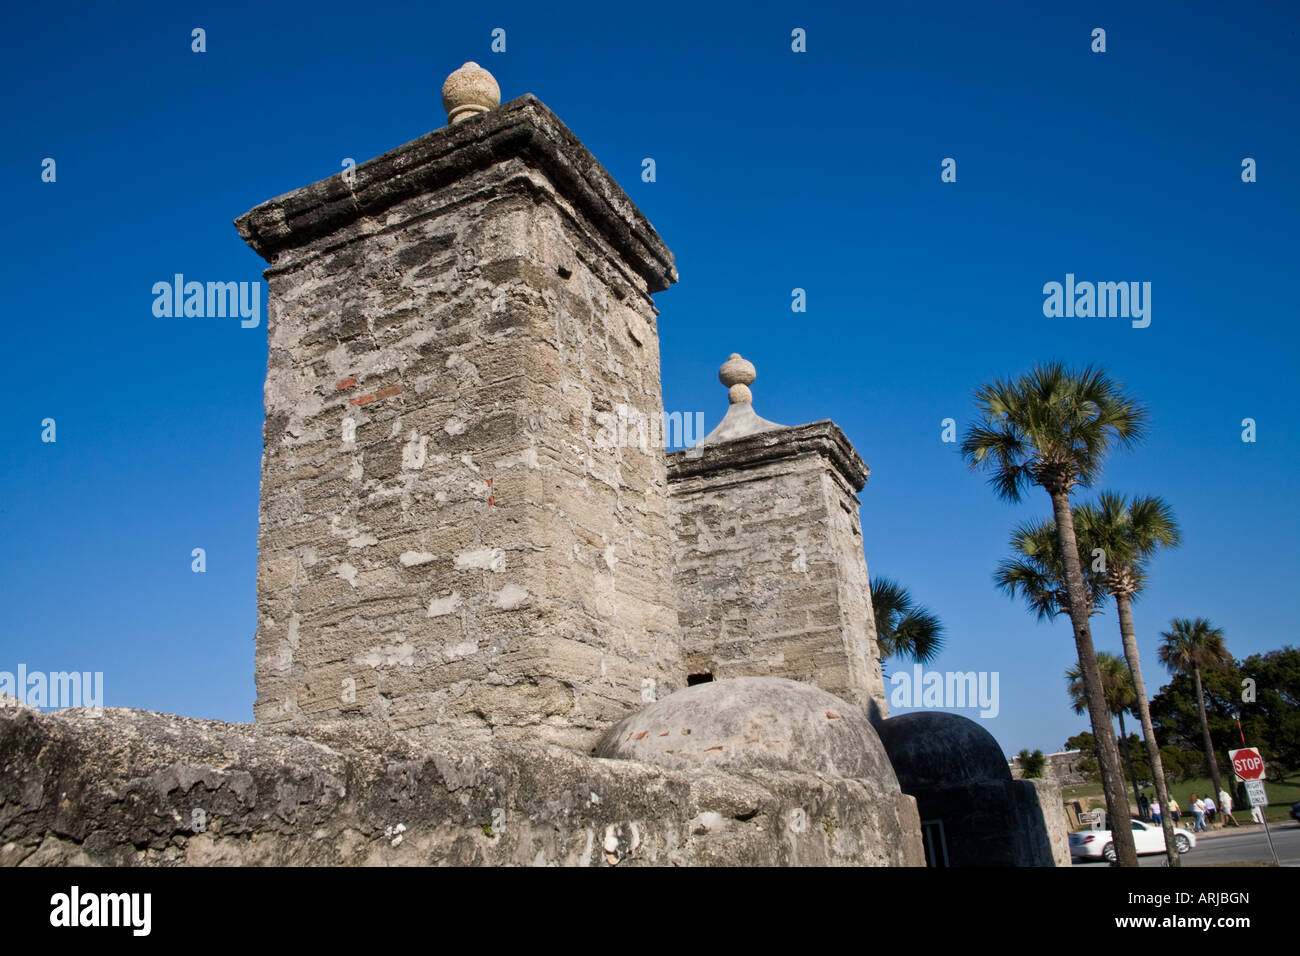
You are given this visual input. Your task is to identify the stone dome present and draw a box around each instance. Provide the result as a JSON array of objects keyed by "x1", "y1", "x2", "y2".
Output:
[
  {"x1": 874, "y1": 711, "x2": 1012, "y2": 791},
  {"x1": 594, "y1": 676, "x2": 898, "y2": 781}
]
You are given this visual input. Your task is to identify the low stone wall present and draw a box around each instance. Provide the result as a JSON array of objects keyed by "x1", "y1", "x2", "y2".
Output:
[
  {"x1": 1008, "y1": 750, "x2": 1092, "y2": 788},
  {"x1": 0, "y1": 703, "x2": 924, "y2": 866}
]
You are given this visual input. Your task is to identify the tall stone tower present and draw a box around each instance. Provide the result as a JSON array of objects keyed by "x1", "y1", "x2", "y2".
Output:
[
  {"x1": 666, "y1": 355, "x2": 888, "y2": 720},
  {"x1": 236, "y1": 63, "x2": 683, "y2": 748}
]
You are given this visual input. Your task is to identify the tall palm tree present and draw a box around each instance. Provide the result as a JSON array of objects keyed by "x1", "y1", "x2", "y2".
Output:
[
  {"x1": 1077, "y1": 492, "x2": 1182, "y2": 865},
  {"x1": 870, "y1": 578, "x2": 944, "y2": 663},
  {"x1": 998, "y1": 515, "x2": 1178, "y2": 865},
  {"x1": 962, "y1": 362, "x2": 1146, "y2": 866},
  {"x1": 995, "y1": 519, "x2": 1107, "y2": 622},
  {"x1": 1067, "y1": 653, "x2": 1141, "y2": 809},
  {"x1": 1159, "y1": 618, "x2": 1232, "y2": 800}
]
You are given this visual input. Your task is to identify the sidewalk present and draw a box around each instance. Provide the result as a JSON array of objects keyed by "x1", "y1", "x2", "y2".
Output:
[{"x1": 1189, "y1": 820, "x2": 1287, "y2": 839}]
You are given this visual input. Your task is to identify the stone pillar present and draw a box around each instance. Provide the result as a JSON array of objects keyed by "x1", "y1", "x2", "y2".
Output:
[
  {"x1": 665, "y1": 356, "x2": 887, "y2": 719},
  {"x1": 236, "y1": 64, "x2": 683, "y2": 748}
]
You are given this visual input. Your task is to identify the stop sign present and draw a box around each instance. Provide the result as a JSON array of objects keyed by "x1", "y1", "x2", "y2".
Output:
[{"x1": 1229, "y1": 747, "x2": 1266, "y2": 780}]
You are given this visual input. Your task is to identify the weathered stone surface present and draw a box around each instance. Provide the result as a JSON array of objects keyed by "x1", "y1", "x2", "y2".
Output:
[
  {"x1": 1008, "y1": 748, "x2": 1092, "y2": 787},
  {"x1": 442, "y1": 62, "x2": 501, "y2": 125},
  {"x1": 237, "y1": 94, "x2": 685, "y2": 747},
  {"x1": 1020, "y1": 777, "x2": 1071, "y2": 867},
  {"x1": 667, "y1": 421, "x2": 887, "y2": 718},
  {"x1": 235, "y1": 95, "x2": 676, "y2": 292},
  {"x1": 697, "y1": 353, "x2": 784, "y2": 444},
  {"x1": 0, "y1": 703, "x2": 924, "y2": 867},
  {"x1": 595, "y1": 677, "x2": 894, "y2": 781}
]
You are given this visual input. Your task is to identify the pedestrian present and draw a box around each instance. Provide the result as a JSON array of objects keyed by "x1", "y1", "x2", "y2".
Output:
[
  {"x1": 1139, "y1": 793, "x2": 1150, "y2": 821},
  {"x1": 1218, "y1": 787, "x2": 1239, "y2": 827},
  {"x1": 1191, "y1": 795, "x2": 1207, "y2": 832},
  {"x1": 1151, "y1": 799, "x2": 1161, "y2": 824},
  {"x1": 1203, "y1": 794, "x2": 1217, "y2": 826},
  {"x1": 1168, "y1": 796, "x2": 1181, "y2": 823},
  {"x1": 1250, "y1": 802, "x2": 1265, "y2": 824}
]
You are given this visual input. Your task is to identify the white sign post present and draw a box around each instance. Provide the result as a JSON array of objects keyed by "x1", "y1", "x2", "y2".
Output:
[{"x1": 1231, "y1": 747, "x2": 1278, "y2": 865}]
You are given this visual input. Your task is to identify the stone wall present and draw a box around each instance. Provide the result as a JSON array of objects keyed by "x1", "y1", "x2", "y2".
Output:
[
  {"x1": 667, "y1": 422, "x2": 887, "y2": 719},
  {"x1": 236, "y1": 96, "x2": 684, "y2": 749},
  {"x1": 1019, "y1": 778, "x2": 1072, "y2": 866},
  {"x1": 0, "y1": 703, "x2": 924, "y2": 867},
  {"x1": 1008, "y1": 749, "x2": 1092, "y2": 788}
]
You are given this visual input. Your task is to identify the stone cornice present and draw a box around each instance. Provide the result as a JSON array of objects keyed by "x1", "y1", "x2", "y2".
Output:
[
  {"x1": 667, "y1": 420, "x2": 870, "y2": 493},
  {"x1": 233, "y1": 95, "x2": 677, "y2": 293}
]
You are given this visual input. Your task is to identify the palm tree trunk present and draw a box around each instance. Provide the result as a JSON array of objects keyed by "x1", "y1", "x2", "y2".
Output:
[
  {"x1": 1194, "y1": 666, "x2": 1224, "y2": 798},
  {"x1": 1115, "y1": 591, "x2": 1179, "y2": 865},
  {"x1": 1117, "y1": 710, "x2": 1141, "y2": 809},
  {"x1": 1049, "y1": 490, "x2": 1138, "y2": 866}
]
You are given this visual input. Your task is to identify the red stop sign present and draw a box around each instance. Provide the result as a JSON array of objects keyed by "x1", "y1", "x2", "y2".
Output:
[{"x1": 1230, "y1": 747, "x2": 1265, "y2": 780}]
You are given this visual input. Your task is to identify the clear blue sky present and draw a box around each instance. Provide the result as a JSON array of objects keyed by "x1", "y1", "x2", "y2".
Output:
[{"x1": 2, "y1": 1, "x2": 1296, "y2": 756}]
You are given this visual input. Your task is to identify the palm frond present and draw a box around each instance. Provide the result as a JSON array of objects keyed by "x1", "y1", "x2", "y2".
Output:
[
  {"x1": 960, "y1": 362, "x2": 1148, "y2": 498},
  {"x1": 870, "y1": 576, "x2": 945, "y2": 664},
  {"x1": 1159, "y1": 617, "x2": 1231, "y2": 674}
]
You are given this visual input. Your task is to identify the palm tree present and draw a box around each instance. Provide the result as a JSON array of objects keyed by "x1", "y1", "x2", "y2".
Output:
[
  {"x1": 1159, "y1": 618, "x2": 1232, "y2": 800},
  {"x1": 1017, "y1": 748, "x2": 1047, "y2": 779},
  {"x1": 995, "y1": 519, "x2": 1107, "y2": 622},
  {"x1": 870, "y1": 578, "x2": 944, "y2": 663},
  {"x1": 1067, "y1": 653, "x2": 1141, "y2": 809},
  {"x1": 998, "y1": 511, "x2": 1179, "y2": 866},
  {"x1": 1077, "y1": 492, "x2": 1182, "y2": 865},
  {"x1": 962, "y1": 361, "x2": 1146, "y2": 866}
]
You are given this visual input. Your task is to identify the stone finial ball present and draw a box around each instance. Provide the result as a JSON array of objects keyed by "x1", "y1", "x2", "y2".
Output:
[
  {"x1": 442, "y1": 62, "x2": 501, "y2": 125},
  {"x1": 718, "y1": 353, "x2": 756, "y2": 389}
]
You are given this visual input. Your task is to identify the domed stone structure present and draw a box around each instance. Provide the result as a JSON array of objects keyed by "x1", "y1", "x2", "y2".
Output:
[
  {"x1": 876, "y1": 711, "x2": 1064, "y2": 866},
  {"x1": 875, "y1": 711, "x2": 1012, "y2": 792},
  {"x1": 595, "y1": 677, "x2": 896, "y2": 782}
]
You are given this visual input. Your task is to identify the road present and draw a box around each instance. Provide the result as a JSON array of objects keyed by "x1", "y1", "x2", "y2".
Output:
[{"x1": 1072, "y1": 822, "x2": 1300, "y2": 867}]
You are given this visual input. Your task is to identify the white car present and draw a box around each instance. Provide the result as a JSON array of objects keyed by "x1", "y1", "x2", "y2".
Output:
[{"x1": 1069, "y1": 819, "x2": 1196, "y2": 862}]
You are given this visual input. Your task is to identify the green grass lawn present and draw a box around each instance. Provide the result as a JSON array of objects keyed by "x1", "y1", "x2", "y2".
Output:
[
  {"x1": 1062, "y1": 781, "x2": 1104, "y2": 801},
  {"x1": 1061, "y1": 774, "x2": 1298, "y2": 824},
  {"x1": 1159, "y1": 775, "x2": 1298, "y2": 824}
]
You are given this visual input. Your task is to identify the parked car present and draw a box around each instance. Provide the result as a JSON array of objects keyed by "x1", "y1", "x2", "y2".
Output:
[
  {"x1": 1290, "y1": 801, "x2": 1300, "y2": 823},
  {"x1": 1069, "y1": 818, "x2": 1196, "y2": 862}
]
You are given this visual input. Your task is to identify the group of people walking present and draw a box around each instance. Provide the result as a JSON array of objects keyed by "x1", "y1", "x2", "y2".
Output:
[
  {"x1": 1139, "y1": 786, "x2": 1259, "y2": 829},
  {"x1": 1187, "y1": 792, "x2": 1234, "y2": 830}
]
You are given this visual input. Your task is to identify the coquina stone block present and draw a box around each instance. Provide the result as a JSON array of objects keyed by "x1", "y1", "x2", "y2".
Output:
[
  {"x1": 236, "y1": 95, "x2": 684, "y2": 748},
  {"x1": 667, "y1": 413, "x2": 888, "y2": 720},
  {"x1": 0, "y1": 702, "x2": 924, "y2": 867}
]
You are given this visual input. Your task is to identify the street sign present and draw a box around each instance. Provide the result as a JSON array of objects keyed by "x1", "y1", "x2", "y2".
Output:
[
  {"x1": 1232, "y1": 745, "x2": 1281, "y2": 866},
  {"x1": 1079, "y1": 810, "x2": 1102, "y2": 827},
  {"x1": 1229, "y1": 747, "x2": 1266, "y2": 780}
]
